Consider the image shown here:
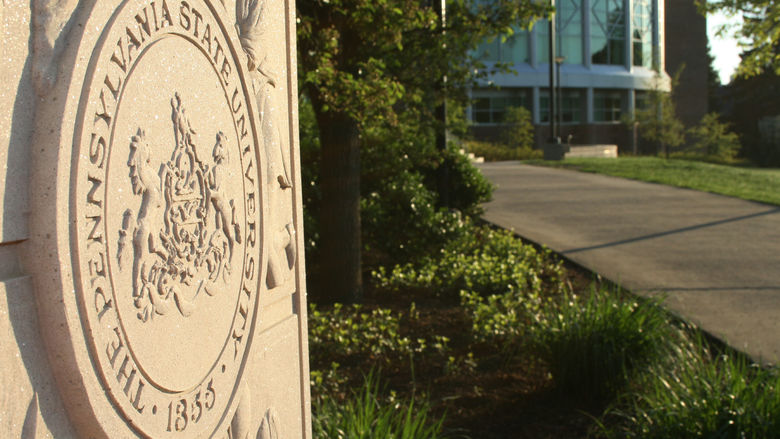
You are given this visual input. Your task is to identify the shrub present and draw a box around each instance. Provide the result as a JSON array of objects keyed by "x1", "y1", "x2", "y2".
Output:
[
  {"x1": 372, "y1": 226, "x2": 566, "y2": 299},
  {"x1": 687, "y1": 113, "x2": 742, "y2": 162},
  {"x1": 533, "y1": 290, "x2": 672, "y2": 403},
  {"x1": 312, "y1": 372, "x2": 447, "y2": 439},
  {"x1": 603, "y1": 335, "x2": 780, "y2": 439},
  {"x1": 631, "y1": 69, "x2": 686, "y2": 157},
  {"x1": 361, "y1": 170, "x2": 474, "y2": 266},
  {"x1": 308, "y1": 303, "x2": 450, "y2": 366},
  {"x1": 464, "y1": 139, "x2": 542, "y2": 162},
  {"x1": 500, "y1": 106, "x2": 535, "y2": 150},
  {"x1": 460, "y1": 286, "x2": 549, "y2": 354},
  {"x1": 301, "y1": 91, "x2": 494, "y2": 273},
  {"x1": 429, "y1": 143, "x2": 494, "y2": 217}
]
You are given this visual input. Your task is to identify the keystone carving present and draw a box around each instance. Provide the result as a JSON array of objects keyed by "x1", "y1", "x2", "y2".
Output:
[
  {"x1": 118, "y1": 93, "x2": 242, "y2": 322},
  {"x1": 32, "y1": 0, "x2": 80, "y2": 93}
]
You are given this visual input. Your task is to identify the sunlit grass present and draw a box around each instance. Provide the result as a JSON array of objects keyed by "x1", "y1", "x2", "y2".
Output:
[
  {"x1": 532, "y1": 288, "x2": 672, "y2": 403},
  {"x1": 312, "y1": 372, "x2": 446, "y2": 439},
  {"x1": 529, "y1": 157, "x2": 780, "y2": 206},
  {"x1": 602, "y1": 334, "x2": 780, "y2": 438}
]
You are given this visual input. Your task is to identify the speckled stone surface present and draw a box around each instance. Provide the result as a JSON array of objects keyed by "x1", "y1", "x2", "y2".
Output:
[{"x1": 3, "y1": 1, "x2": 310, "y2": 437}]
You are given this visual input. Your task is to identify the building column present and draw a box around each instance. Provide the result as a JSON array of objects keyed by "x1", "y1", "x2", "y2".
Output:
[
  {"x1": 586, "y1": 87, "x2": 594, "y2": 124},
  {"x1": 530, "y1": 21, "x2": 539, "y2": 67},
  {"x1": 533, "y1": 86, "x2": 541, "y2": 124},
  {"x1": 655, "y1": 0, "x2": 664, "y2": 72},
  {"x1": 628, "y1": 89, "x2": 638, "y2": 154},
  {"x1": 583, "y1": 0, "x2": 591, "y2": 69},
  {"x1": 625, "y1": 0, "x2": 632, "y2": 71}
]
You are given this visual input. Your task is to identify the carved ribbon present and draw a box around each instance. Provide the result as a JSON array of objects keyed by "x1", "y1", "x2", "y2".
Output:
[{"x1": 236, "y1": 0, "x2": 277, "y2": 85}]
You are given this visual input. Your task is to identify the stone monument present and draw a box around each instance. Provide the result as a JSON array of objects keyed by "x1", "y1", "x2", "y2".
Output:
[{"x1": 1, "y1": 0, "x2": 311, "y2": 437}]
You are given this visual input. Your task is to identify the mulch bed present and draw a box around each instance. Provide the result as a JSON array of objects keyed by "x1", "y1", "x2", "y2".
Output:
[{"x1": 331, "y1": 258, "x2": 610, "y2": 438}]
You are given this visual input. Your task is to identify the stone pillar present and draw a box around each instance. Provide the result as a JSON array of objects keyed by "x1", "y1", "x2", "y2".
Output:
[{"x1": 2, "y1": 1, "x2": 311, "y2": 437}]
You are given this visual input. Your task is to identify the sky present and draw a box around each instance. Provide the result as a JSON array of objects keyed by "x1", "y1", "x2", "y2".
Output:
[{"x1": 706, "y1": 10, "x2": 743, "y2": 85}]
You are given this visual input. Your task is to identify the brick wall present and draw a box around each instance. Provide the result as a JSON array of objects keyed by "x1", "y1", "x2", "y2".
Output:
[{"x1": 665, "y1": 0, "x2": 709, "y2": 127}]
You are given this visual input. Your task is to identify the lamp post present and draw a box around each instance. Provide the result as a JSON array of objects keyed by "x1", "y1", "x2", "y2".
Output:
[
  {"x1": 555, "y1": 55, "x2": 565, "y2": 139},
  {"x1": 548, "y1": 0, "x2": 557, "y2": 143},
  {"x1": 434, "y1": 0, "x2": 449, "y2": 205}
]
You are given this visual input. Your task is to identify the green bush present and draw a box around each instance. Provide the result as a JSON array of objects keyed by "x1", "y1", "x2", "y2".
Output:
[
  {"x1": 500, "y1": 106, "x2": 535, "y2": 150},
  {"x1": 427, "y1": 144, "x2": 495, "y2": 217},
  {"x1": 361, "y1": 170, "x2": 475, "y2": 266},
  {"x1": 533, "y1": 290, "x2": 672, "y2": 403},
  {"x1": 604, "y1": 335, "x2": 780, "y2": 439},
  {"x1": 302, "y1": 93, "x2": 494, "y2": 270},
  {"x1": 308, "y1": 303, "x2": 450, "y2": 365},
  {"x1": 460, "y1": 286, "x2": 549, "y2": 354},
  {"x1": 313, "y1": 372, "x2": 447, "y2": 439},
  {"x1": 464, "y1": 139, "x2": 542, "y2": 162},
  {"x1": 372, "y1": 226, "x2": 566, "y2": 299},
  {"x1": 686, "y1": 113, "x2": 742, "y2": 162}
]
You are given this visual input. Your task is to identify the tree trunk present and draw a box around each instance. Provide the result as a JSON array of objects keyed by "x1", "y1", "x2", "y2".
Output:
[{"x1": 314, "y1": 109, "x2": 363, "y2": 303}]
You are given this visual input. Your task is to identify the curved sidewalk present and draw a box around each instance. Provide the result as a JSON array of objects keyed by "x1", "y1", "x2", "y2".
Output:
[{"x1": 479, "y1": 162, "x2": 780, "y2": 364}]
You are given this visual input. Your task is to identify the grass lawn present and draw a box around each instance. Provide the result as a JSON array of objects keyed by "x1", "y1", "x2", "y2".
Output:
[{"x1": 528, "y1": 157, "x2": 780, "y2": 206}]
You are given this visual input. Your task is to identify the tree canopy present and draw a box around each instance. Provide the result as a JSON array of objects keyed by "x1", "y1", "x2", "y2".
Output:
[
  {"x1": 296, "y1": 0, "x2": 548, "y2": 303},
  {"x1": 699, "y1": 0, "x2": 780, "y2": 76},
  {"x1": 297, "y1": 0, "x2": 549, "y2": 128}
]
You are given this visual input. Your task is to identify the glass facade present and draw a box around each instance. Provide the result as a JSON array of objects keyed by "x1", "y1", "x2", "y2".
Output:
[
  {"x1": 591, "y1": 0, "x2": 626, "y2": 65},
  {"x1": 475, "y1": 28, "x2": 530, "y2": 64},
  {"x1": 540, "y1": 89, "x2": 584, "y2": 123},
  {"x1": 632, "y1": 0, "x2": 654, "y2": 68},
  {"x1": 594, "y1": 90, "x2": 624, "y2": 122},
  {"x1": 476, "y1": 0, "x2": 656, "y2": 68},
  {"x1": 537, "y1": 3, "x2": 583, "y2": 66},
  {"x1": 469, "y1": 1, "x2": 661, "y2": 129},
  {"x1": 536, "y1": 19, "x2": 550, "y2": 64},
  {"x1": 635, "y1": 90, "x2": 650, "y2": 110},
  {"x1": 557, "y1": 0, "x2": 584, "y2": 64},
  {"x1": 472, "y1": 92, "x2": 531, "y2": 124}
]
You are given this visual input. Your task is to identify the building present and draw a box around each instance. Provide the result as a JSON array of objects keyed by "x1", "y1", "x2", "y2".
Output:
[
  {"x1": 467, "y1": 0, "x2": 707, "y2": 153},
  {"x1": 664, "y1": 0, "x2": 708, "y2": 127}
]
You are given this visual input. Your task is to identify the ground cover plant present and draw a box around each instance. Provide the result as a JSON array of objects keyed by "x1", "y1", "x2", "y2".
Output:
[
  {"x1": 308, "y1": 219, "x2": 780, "y2": 438},
  {"x1": 530, "y1": 157, "x2": 780, "y2": 206}
]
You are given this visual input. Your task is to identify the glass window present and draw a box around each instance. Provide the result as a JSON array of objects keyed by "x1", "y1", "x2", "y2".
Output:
[
  {"x1": 475, "y1": 38, "x2": 500, "y2": 62},
  {"x1": 471, "y1": 92, "x2": 531, "y2": 125},
  {"x1": 540, "y1": 89, "x2": 584, "y2": 123},
  {"x1": 557, "y1": 0, "x2": 583, "y2": 64},
  {"x1": 594, "y1": 90, "x2": 624, "y2": 122},
  {"x1": 504, "y1": 30, "x2": 530, "y2": 64},
  {"x1": 536, "y1": 1, "x2": 583, "y2": 65},
  {"x1": 536, "y1": 19, "x2": 550, "y2": 64},
  {"x1": 635, "y1": 91, "x2": 650, "y2": 111},
  {"x1": 632, "y1": 0, "x2": 654, "y2": 68},
  {"x1": 591, "y1": 0, "x2": 625, "y2": 65},
  {"x1": 475, "y1": 28, "x2": 530, "y2": 64}
]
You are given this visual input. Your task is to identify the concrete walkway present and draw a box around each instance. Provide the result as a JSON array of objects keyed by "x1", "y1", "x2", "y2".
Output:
[{"x1": 478, "y1": 162, "x2": 780, "y2": 364}]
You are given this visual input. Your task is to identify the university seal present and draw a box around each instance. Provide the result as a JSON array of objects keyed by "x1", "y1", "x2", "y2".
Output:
[{"x1": 31, "y1": 0, "x2": 268, "y2": 436}]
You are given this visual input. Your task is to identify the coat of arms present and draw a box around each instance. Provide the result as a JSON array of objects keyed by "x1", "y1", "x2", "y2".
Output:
[{"x1": 118, "y1": 93, "x2": 242, "y2": 322}]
